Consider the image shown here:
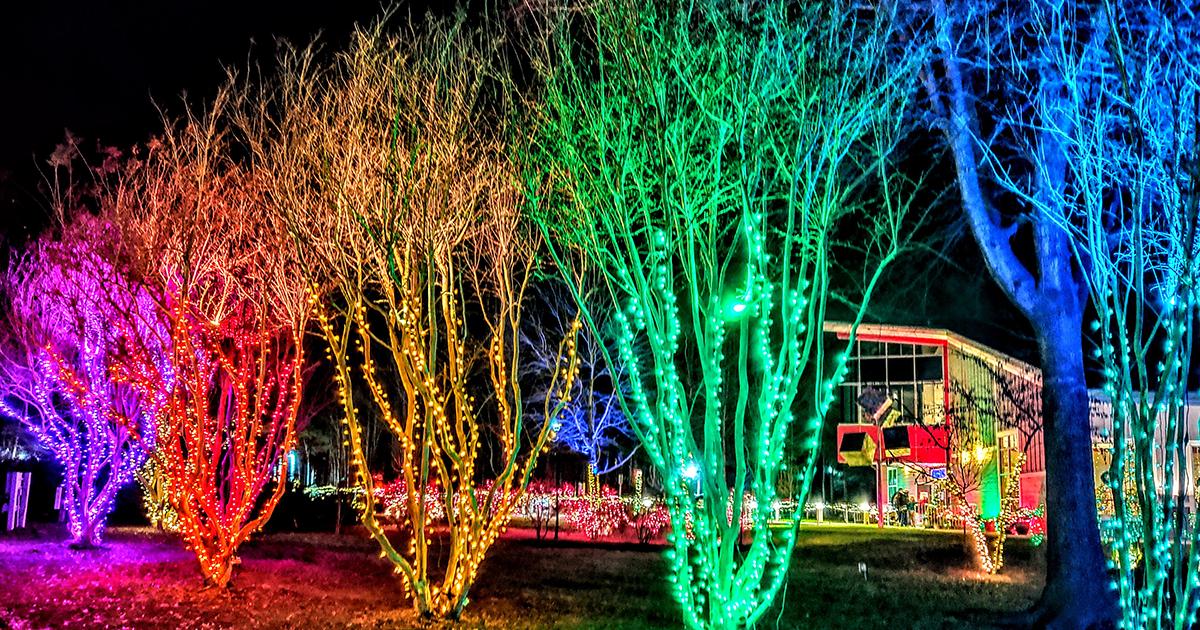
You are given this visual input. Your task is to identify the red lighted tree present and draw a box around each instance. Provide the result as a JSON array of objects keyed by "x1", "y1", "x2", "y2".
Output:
[
  {"x1": 115, "y1": 92, "x2": 309, "y2": 587},
  {"x1": 147, "y1": 302, "x2": 301, "y2": 587}
]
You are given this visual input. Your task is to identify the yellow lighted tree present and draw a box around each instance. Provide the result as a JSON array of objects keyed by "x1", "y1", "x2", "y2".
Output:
[{"x1": 238, "y1": 16, "x2": 579, "y2": 618}]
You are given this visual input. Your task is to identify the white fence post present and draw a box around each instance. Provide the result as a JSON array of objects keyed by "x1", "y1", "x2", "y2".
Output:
[{"x1": 4, "y1": 471, "x2": 31, "y2": 531}]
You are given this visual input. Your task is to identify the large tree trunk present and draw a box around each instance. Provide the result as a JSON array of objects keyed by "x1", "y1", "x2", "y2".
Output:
[
  {"x1": 931, "y1": 6, "x2": 1117, "y2": 617},
  {"x1": 1027, "y1": 311, "x2": 1114, "y2": 628},
  {"x1": 69, "y1": 515, "x2": 99, "y2": 550}
]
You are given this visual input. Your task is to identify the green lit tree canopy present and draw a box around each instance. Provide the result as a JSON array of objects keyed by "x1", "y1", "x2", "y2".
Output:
[{"x1": 526, "y1": 1, "x2": 927, "y2": 627}]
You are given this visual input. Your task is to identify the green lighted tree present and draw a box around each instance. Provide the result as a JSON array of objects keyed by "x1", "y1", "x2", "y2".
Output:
[{"x1": 526, "y1": 1, "x2": 926, "y2": 626}]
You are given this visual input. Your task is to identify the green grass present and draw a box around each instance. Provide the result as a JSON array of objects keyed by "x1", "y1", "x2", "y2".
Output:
[{"x1": 0, "y1": 524, "x2": 1042, "y2": 629}]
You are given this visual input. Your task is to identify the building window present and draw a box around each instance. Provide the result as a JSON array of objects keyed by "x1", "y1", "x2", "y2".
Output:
[
  {"x1": 888, "y1": 467, "x2": 906, "y2": 501},
  {"x1": 998, "y1": 430, "x2": 1019, "y2": 492}
]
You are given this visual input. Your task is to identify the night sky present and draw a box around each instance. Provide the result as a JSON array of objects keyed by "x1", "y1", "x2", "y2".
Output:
[
  {"x1": 0, "y1": 0, "x2": 1035, "y2": 361},
  {"x1": 0, "y1": 1, "x2": 428, "y2": 236}
]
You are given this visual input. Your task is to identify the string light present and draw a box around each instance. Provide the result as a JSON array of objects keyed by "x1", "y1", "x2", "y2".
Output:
[
  {"x1": 296, "y1": 45, "x2": 587, "y2": 611},
  {"x1": 0, "y1": 226, "x2": 164, "y2": 548},
  {"x1": 123, "y1": 297, "x2": 304, "y2": 588},
  {"x1": 531, "y1": 2, "x2": 916, "y2": 625},
  {"x1": 313, "y1": 276, "x2": 582, "y2": 618}
]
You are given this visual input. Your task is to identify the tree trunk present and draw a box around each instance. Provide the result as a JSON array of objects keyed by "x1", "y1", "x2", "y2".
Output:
[
  {"x1": 203, "y1": 553, "x2": 239, "y2": 590},
  {"x1": 932, "y1": 18, "x2": 1116, "y2": 616},
  {"x1": 1027, "y1": 312, "x2": 1115, "y2": 627},
  {"x1": 70, "y1": 517, "x2": 99, "y2": 549},
  {"x1": 554, "y1": 462, "x2": 561, "y2": 541}
]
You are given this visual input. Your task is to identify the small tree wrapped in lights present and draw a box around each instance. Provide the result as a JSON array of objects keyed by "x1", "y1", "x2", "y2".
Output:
[
  {"x1": 902, "y1": 353, "x2": 1042, "y2": 574},
  {"x1": 0, "y1": 207, "x2": 168, "y2": 548},
  {"x1": 136, "y1": 458, "x2": 178, "y2": 533},
  {"x1": 241, "y1": 17, "x2": 581, "y2": 618},
  {"x1": 145, "y1": 300, "x2": 302, "y2": 588},
  {"x1": 115, "y1": 96, "x2": 310, "y2": 588},
  {"x1": 528, "y1": 1, "x2": 926, "y2": 626}
]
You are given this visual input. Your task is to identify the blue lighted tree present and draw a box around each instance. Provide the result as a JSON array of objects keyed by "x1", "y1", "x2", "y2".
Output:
[
  {"x1": 984, "y1": 3, "x2": 1200, "y2": 626},
  {"x1": 924, "y1": 1, "x2": 1115, "y2": 624},
  {"x1": 522, "y1": 282, "x2": 638, "y2": 477}
]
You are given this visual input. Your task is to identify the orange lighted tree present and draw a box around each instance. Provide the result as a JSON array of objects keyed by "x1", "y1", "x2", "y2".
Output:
[
  {"x1": 117, "y1": 92, "x2": 309, "y2": 588},
  {"x1": 241, "y1": 16, "x2": 579, "y2": 618}
]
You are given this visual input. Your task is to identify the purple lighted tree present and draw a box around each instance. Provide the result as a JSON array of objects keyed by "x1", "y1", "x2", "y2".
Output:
[{"x1": 0, "y1": 211, "x2": 168, "y2": 548}]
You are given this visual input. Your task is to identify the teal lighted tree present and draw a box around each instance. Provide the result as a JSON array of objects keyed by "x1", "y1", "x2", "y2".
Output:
[
  {"x1": 985, "y1": 3, "x2": 1200, "y2": 626},
  {"x1": 526, "y1": 1, "x2": 926, "y2": 626}
]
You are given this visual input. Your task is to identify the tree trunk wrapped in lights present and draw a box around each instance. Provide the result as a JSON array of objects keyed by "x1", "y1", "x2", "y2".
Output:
[
  {"x1": 150, "y1": 301, "x2": 301, "y2": 588},
  {"x1": 902, "y1": 352, "x2": 1043, "y2": 574},
  {"x1": 0, "y1": 208, "x2": 168, "y2": 548},
  {"x1": 994, "y1": 3, "x2": 1200, "y2": 625},
  {"x1": 528, "y1": 2, "x2": 925, "y2": 627},
  {"x1": 115, "y1": 96, "x2": 310, "y2": 588},
  {"x1": 239, "y1": 17, "x2": 581, "y2": 618},
  {"x1": 135, "y1": 458, "x2": 178, "y2": 533},
  {"x1": 926, "y1": 421, "x2": 1023, "y2": 575}
]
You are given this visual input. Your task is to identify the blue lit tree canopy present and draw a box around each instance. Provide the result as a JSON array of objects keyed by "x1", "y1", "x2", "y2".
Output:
[
  {"x1": 522, "y1": 282, "x2": 638, "y2": 476},
  {"x1": 987, "y1": 2, "x2": 1200, "y2": 626}
]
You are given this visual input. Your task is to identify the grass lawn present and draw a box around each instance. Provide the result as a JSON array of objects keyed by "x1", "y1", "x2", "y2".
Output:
[{"x1": 0, "y1": 523, "x2": 1042, "y2": 629}]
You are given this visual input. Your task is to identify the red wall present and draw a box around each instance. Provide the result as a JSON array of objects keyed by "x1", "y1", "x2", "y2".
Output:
[{"x1": 836, "y1": 424, "x2": 949, "y2": 467}]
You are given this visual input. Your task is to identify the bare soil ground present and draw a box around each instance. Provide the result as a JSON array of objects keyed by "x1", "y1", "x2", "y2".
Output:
[{"x1": 0, "y1": 523, "x2": 1042, "y2": 629}]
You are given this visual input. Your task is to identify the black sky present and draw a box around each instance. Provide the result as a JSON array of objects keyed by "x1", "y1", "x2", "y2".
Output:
[
  {"x1": 0, "y1": 1, "x2": 1036, "y2": 362},
  {"x1": 0, "y1": 1, "x2": 427, "y2": 235}
]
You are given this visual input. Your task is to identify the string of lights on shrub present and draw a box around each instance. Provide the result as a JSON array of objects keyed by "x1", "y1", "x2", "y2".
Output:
[
  {"x1": 532, "y1": 1, "x2": 920, "y2": 624},
  {"x1": 121, "y1": 299, "x2": 303, "y2": 588}
]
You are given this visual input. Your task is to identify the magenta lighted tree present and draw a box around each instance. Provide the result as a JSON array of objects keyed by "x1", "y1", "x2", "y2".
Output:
[{"x1": 0, "y1": 207, "x2": 168, "y2": 547}]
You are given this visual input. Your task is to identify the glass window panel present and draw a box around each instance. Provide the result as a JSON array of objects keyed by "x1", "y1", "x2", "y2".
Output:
[
  {"x1": 838, "y1": 386, "x2": 857, "y2": 423},
  {"x1": 845, "y1": 359, "x2": 861, "y2": 383},
  {"x1": 916, "y1": 356, "x2": 942, "y2": 381},
  {"x1": 899, "y1": 386, "x2": 917, "y2": 419},
  {"x1": 920, "y1": 382, "x2": 943, "y2": 422},
  {"x1": 859, "y1": 358, "x2": 887, "y2": 382},
  {"x1": 860, "y1": 341, "x2": 883, "y2": 357},
  {"x1": 888, "y1": 357, "x2": 915, "y2": 382}
]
